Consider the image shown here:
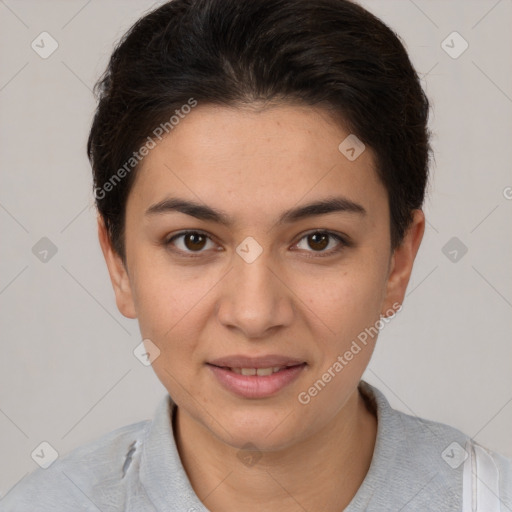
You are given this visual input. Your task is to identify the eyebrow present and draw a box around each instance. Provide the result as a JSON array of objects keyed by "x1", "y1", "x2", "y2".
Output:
[{"x1": 145, "y1": 195, "x2": 366, "y2": 226}]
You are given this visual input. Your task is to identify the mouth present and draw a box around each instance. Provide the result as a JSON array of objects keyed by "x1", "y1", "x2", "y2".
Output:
[
  {"x1": 224, "y1": 365, "x2": 294, "y2": 377},
  {"x1": 206, "y1": 356, "x2": 307, "y2": 398},
  {"x1": 209, "y1": 364, "x2": 303, "y2": 376},
  {"x1": 207, "y1": 354, "x2": 306, "y2": 369}
]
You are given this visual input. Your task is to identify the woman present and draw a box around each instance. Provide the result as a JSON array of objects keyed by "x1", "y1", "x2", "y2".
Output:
[{"x1": 3, "y1": 0, "x2": 511, "y2": 510}]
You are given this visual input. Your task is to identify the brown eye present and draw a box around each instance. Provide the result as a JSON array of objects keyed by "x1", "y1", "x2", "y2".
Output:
[
  {"x1": 307, "y1": 232, "x2": 329, "y2": 251},
  {"x1": 295, "y1": 231, "x2": 347, "y2": 256},
  {"x1": 183, "y1": 232, "x2": 207, "y2": 251},
  {"x1": 166, "y1": 231, "x2": 215, "y2": 254}
]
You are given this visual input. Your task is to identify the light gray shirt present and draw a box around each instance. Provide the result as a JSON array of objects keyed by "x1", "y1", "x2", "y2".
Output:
[{"x1": 2, "y1": 380, "x2": 511, "y2": 511}]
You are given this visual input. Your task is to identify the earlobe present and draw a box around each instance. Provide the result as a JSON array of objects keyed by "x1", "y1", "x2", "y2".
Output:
[
  {"x1": 97, "y1": 215, "x2": 137, "y2": 319},
  {"x1": 381, "y1": 210, "x2": 425, "y2": 315}
]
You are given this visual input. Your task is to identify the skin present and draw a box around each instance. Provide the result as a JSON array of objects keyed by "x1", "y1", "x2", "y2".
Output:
[{"x1": 98, "y1": 103, "x2": 425, "y2": 511}]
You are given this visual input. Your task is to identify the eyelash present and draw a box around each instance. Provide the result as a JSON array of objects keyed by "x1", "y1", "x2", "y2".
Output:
[{"x1": 163, "y1": 229, "x2": 350, "y2": 259}]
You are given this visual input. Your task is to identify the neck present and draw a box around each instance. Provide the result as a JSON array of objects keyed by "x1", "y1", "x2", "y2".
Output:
[{"x1": 173, "y1": 386, "x2": 377, "y2": 512}]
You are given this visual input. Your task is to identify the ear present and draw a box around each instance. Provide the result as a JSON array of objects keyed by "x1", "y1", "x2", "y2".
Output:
[
  {"x1": 97, "y1": 215, "x2": 137, "y2": 319},
  {"x1": 381, "y1": 209, "x2": 425, "y2": 316}
]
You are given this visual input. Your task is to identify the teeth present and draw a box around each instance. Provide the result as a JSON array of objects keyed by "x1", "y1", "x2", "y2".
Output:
[
  {"x1": 256, "y1": 368, "x2": 273, "y2": 376},
  {"x1": 230, "y1": 367, "x2": 284, "y2": 376}
]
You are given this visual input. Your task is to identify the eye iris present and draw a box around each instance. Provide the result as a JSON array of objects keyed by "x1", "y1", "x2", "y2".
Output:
[
  {"x1": 185, "y1": 233, "x2": 206, "y2": 251},
  {"x1": 308, "y1": 232, "x2": 329, "y2": 251}
]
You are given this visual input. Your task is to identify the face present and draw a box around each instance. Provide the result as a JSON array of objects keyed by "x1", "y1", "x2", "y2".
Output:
[{"x1": 99, "y1": 103, "x2": 424, "y2": 452}]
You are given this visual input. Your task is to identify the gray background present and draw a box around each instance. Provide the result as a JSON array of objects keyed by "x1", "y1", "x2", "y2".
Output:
[{"x1": 1, "y1": 0, "x2": 511, "y2": 498}]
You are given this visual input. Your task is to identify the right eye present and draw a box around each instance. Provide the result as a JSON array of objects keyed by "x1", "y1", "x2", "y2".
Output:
[{"x1": 164, "y1": 230, "x2": 218, "y2": 257}]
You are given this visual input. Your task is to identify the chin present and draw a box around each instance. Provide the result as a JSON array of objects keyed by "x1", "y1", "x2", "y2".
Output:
[{"x1": 209, "y1": 402, "x2": 308, "y2": 452}]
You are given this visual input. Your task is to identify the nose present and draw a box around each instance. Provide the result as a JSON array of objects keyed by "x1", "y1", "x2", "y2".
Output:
[{"x1": 216, "y1": 247, "x2": 294, "y2": 339}]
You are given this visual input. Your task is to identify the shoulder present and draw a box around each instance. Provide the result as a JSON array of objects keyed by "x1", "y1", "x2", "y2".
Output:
[
  {"x1": 400, "y1": 411, "x2": 512, "y2": 510},
  {"x1": 0, "y1": 419, "x2": 150, "y2": 511},
  {"x1": 358, "y1": 381, "x2": 512, "y2": 510},
  {"x1": 397, "y1": 399, "x2": 512, "y2": 477}
]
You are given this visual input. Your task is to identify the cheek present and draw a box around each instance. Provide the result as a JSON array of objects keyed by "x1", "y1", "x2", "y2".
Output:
[
  {"x1": 131, "y1": 262, "x2": 212, "y2": 398},
  {"x1": 296, "y1": 261, "x2": 387, "y2": 347},
  {"x1": 130, "y1": 251, "x2": 216, "y2": 340},
  {"x1": 129, "y1": 255, "x2": 228, "y2": 393}
]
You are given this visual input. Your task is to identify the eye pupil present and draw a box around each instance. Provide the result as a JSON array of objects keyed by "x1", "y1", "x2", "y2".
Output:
[
  {"x1": 185, "y1": 233, "x2": 206, "y2": 251},
  {"x1": 308, "y1": 232, "x2": 329, "y2": 251}
]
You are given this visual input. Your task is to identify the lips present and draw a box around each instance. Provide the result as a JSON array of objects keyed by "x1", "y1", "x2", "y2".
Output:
[
  {"x1": 208, "y1": 354, "x2": 305, "y2": 369},
  {"x1": 207, "y1": 354, "x2": 307, "y2": 398}
]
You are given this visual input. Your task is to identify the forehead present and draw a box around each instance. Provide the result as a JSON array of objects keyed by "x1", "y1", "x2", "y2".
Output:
[{"x1": 128, "y1": 103, "x2": 386, "y2": 225}]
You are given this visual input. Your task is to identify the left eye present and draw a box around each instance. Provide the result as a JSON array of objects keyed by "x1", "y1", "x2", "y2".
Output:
[{"x1": 294, "y1": 231, "x2": 346, "y2": 255}]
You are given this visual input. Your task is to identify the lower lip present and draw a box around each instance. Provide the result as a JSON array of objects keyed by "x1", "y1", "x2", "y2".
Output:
[{"x1": 207, "y1": 363, "x2": 306, "y2": 399}]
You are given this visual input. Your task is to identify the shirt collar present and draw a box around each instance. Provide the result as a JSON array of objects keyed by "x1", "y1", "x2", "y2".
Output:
[
  {"x1": 139, "y1": 393, "x2": 209, "y2": 511},
  {"x1": 344, "y1": 380, "x2": 404, "y2": 510}
]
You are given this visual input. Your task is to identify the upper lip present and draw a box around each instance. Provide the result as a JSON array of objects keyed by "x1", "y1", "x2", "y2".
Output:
[{"x1": 207, "y1": 354, "x2": 306, "y2": 369}]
